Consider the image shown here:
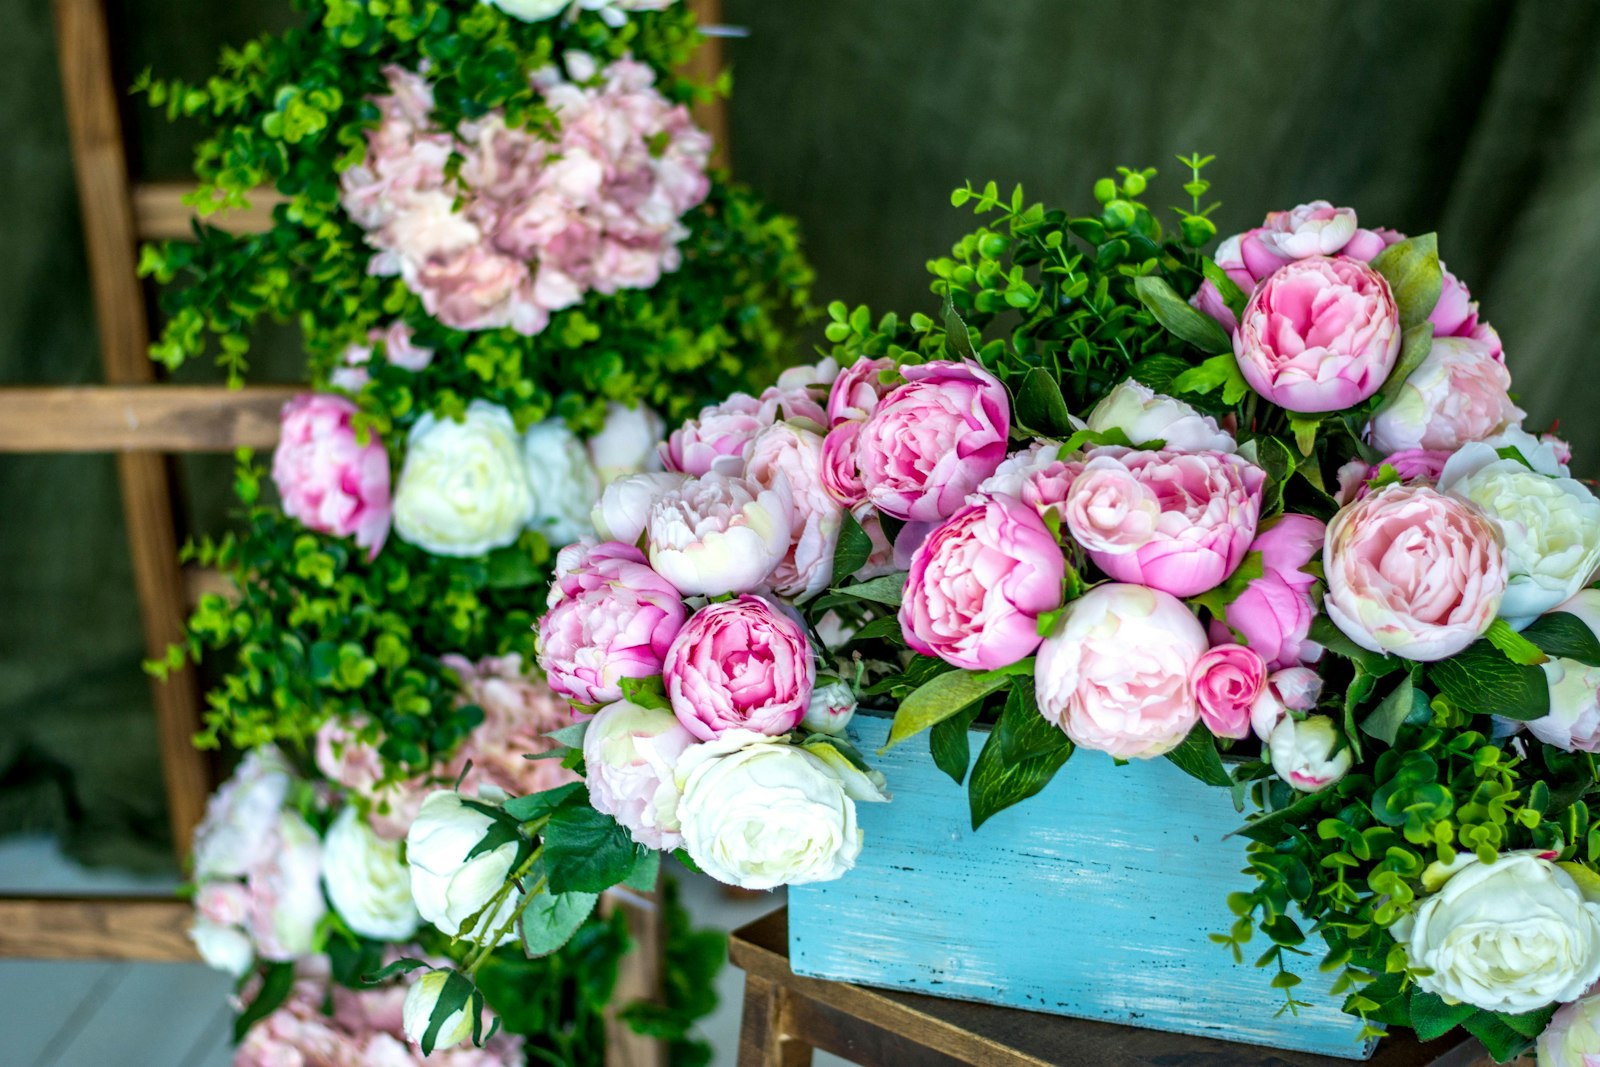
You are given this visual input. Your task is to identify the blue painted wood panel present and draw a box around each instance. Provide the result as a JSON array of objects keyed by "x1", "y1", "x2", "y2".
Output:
[{"x1": 789, "y1": 713, "x2": 1375, "y2": 1061}]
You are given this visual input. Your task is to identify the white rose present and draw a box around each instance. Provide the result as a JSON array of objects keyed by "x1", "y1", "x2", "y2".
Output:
[
  {"x1": 402, "y1": 970, "x2": 475, "y2": 1051},
  {"x1": 1268, "y1": 715, "x2": 1351, "y2": 792},
  {"x1": 522, "y1": 419, "x2": 601, "y2": 548},
  {"x1": 1538, "y1": 986, "x2": 1600, "y2": 1065},
  {"x1": 394, "y1": 401, "x2": 534, "y2": 557},
  {"x1": 189, "y1": 918, "x2": 253, "y2": 977},
  {"x1": 588, "y1": 402, "x2": 665, "y2": 486},
  {"x1": 802, "y1": 681, "x2": 857, "y2": 735},
  {"x1": 1438, "y1": 444, "x2": 1600, "y2": 628},
  {"x1": 647, "y1": 473, "x2": 793, "y2": 596},
  {"x1": 1393, "y1": 851, "x2": 1600, "y2": 1013},
  {"x1": 1085, "y1": 379, "x2": 1236, "y2": 453},
  {"x1": 583, "y1": 699, "x2": 695, "y2": 850},
  {"x1": 192, "y1": 747, "x2": 292, "y2": 880},
  {"x1": 674, "y1": 732, "x2": 885, "y2": 890},
  {"x1": 405, "y1": 791, "x2": 522, "y2": 944},
  {"x1": 322, "y1": 807, "x2": 422, "y2": 941},
  {"x1": 486, "y1": 0, "x2": 570, "y2": 21},
  {"x1": 592, "y1": 471, "x2": 689, "y2": 544}
]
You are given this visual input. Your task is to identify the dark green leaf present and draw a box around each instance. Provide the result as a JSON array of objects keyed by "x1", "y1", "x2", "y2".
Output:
[
  {"x1": 360, "y1": 956, "x2": 430, "y2": 985},
  {"x1": 328, "y1": 936, "x2": 386, "y2": 989},
  {"x1": 968, "y1": 684, "x2": 1073, "y2": 829},
  {"x1": 836, "y1": 573, "x2": 906, "y2": 609},
  {"x1": 829, "y1": 509, "x2": 873, "y2": 587},
  {"x1": 1014, "y1": 368, "x2": 1073, "y2": 437},
  {"x1": 1361, "y1": 670, "x2": 1427, "y2": 746},
  {"x1": 1461, "y1": 1009, "x2": 1536, "y2": 1064},
  {"x1": 1524, "y1": 612, "x2": 1600, "y2": 667},
  {"x1": 1229, "y1": 789, "x2": 1327, "y2": 843},
  {"x1": 1309, "y1": 616, "x2": 1402, "y2": 678},
  {"x1": 1370, "y1": 234, "x2": 1443, "y2": 331},
  {"x1": 1429, "y1": 639, "x2": 1550, "y2": 721},
  {"x1": 542, "y1": 805, "x2": 645, "y2": 894},
  {"x1": 519, "y1": 884, "x2": 600, "y2": 959},
  {"x1": 623, "y1": 848, "x2": 661, "y2": 893},
  {"x1": 1128, "y1": 353, "x2": 1194, "y2": 395},
  {"x1": 1164, "y1": 725, "x2": 1232, "y2": 788},
  {"x1": 1407, "y1": 990, "x2": 1475, "y2": 1042},
  {"x1": 882, "y1": 667, "x2": 1012, "y2": 751},
  {"x1": 502, "y1": 782, "x2": 586, "y2": 822},
  {"x1": 843, "y1": 614, "x2": 906, "y2": 646},
  {"x1": 942, "y1": 298, "x2": 977, "y2": 360},
  {"x1": 234, "y1": 961, "x2": 297, "y2": 1043},
  {"x1": 929, "y1": 703, "x2": 982, "y2": 785},
  {"x1": 1133, "y1": 275, "x2": 1232, "y2": 354}
]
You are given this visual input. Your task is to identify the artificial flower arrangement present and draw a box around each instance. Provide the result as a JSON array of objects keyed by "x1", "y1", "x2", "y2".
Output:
[
  {"x1": 414, "y1": 158, "x2": 1600, "y2": 1063},
  {"x1": 139, "y1": 0, "x2": 810, "y2": 1062}
]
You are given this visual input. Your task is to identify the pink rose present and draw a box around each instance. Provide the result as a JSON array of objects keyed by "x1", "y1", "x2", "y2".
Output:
[
  {"x1": 1035, "y1": 583, "x2": 1210, "y2": 759},
  {"x1": 1324, "y1": 484, "x2": 1507, "y2": 661},
  {"x1": 1079, "y1": 449, "x2": 1266, "y2": 598},
  {"x1": 856, "y1": 360, "x2": 1011, "y2": 522},
  {"x1": 444, "y1": 653, "x2": 580, "y2": 798},
  {"x1": 1191, "y1": 643, "x2": 1268, "y2": 740},
  {"x1": 660, "y1": 393, "x2": 771, "y2": 477},
  {"x1": 821, "y1": 421, "x2": 869, "y2": 506},
  {"x1": 1365, "y1": 336, "x2": 1523, "y2": 454},
  {"x1": 745, "y1": 423, "x2": 845, "y2": 601},
  {"x1": 663, "y1": 596, "x2": 815, "y2": 741},
  {"x1": 1233, "y1": 256, "x2": 1402, "y2": 413},
  {"x1": 272, "y1": 394, "x2": 392, "y2": 559},
  {"x1": 973, "y1": 440, "x2": 1082, "y2": 516},
  {"x1": 538, "y1": 541, "x2": 687, "y2": 704},
  {"x1": 1341, "y1": 227, "x2": 1401, "y2": 262},
  {"x1": 1212, "y1": 514, "x2": 1327, "y2": 669},
  {"x1": 899, "y1": 495, "x2": 1065, "y2": 670},
  {"x1": 1335, "y1": 449, "x2": 1452, "y2": 505},
  {"x1": 827, "y1": 356, "x2": 897, "y2": 424},
  {"x1": 1250, "y1": 666, "x2": 1326, "y2": 741}
]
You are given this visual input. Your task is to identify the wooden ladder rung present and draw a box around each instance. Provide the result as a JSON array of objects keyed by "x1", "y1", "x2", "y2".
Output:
[
  {"x1": 0, "y1": 896, "x2": 198, "y2": 961},
  {"x1": 132, "y1": 181, "x2": 283, "y2": 241},
  {"x1": 0, "y1": 385, "x2": 298, "y2": 453}
]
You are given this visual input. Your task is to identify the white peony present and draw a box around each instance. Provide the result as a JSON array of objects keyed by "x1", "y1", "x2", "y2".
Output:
[
  {"x1": 402, "y1": 970, "x2": 475, "y2": 1051},
  {"x1": 191, "y1": 747, "x2": 292, "y2": 880},
  {"x1": 1085, "y1": 378, "x2": 1236, "y2": 453},
  {"x1": 1524, "y1": 591, "x2": 1600, "y2": 753},
  {"x1": 1537, "y1": 986, "x2": 1600, "y2": 1066},
  {"x1": 1438, "y1": 443, "x2": 1600, "y2": 628},
  {"x1": 588, "y1": 402, "x2": 665, "y2": 486},
  {"x1": 393, "y1": 401, "x2": 534, "y2": 557},
  {"x1": 321, "y1": 807, "x2": 422, "y2": 941},
  {"x1": 189, "y1": 918, "x2": 253, "y2": 977},
  {"x1": 592, "y1": 471, "x2": 689, "y2": 544},
  {"x1": 523, "y1": 419, "x2": 601, "y2": 548},
  {"x1": 1268, "y1": 715, "x2": 1351, "y2": 792},
  {"x1": 802, "y1": 680, "x2": 857, "y2": 735},
  {"x1": 250, "y1": 812, "x2": 326, "y2": 961},
  {"x1": 405, "y1": 791, "x2": 522, "y2": 945},
  {"x1": 1393, "y1": 851, "x2": 1600, "y2": 1013},
  {"x1": 583, "y1": 699, "x2": 695, "y2": 850},
  {"x1": 674, "y1": 732, "x2": 886, "y2": 890},
  {"x1": 646, "y1": 473, "x2": 792, "y2": 596}
]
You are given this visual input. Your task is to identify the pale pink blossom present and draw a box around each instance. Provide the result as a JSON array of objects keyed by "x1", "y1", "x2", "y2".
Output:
[
  {"x1": 1366, "y1": 336, "x2": 1523, "y2": 454},
  {"x1": 745, "y1": 423, "x2": 844, "y2": 601}
]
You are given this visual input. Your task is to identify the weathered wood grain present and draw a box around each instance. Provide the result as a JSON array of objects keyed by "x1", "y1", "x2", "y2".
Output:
[
  {"x1": 0, "y1": 385, "x2": 298, "y2": 453},
  {"x1": 0, "y1": 896, "x2": 198, "y2": 961},
  {"x1": 733, "y1": 909, "x2": 1493, "y2": 1067},
  {"x1": 790, "y1": 715, "x2": 1371, "y2": 1060}
]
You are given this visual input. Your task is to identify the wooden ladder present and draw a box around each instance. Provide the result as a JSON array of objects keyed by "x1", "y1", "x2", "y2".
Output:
[{"x1": 0, "y1": 1, "x2": 730, "y2": 1063}]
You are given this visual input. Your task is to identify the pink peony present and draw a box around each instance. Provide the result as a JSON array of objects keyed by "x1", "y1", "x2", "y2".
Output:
[
  {"x1": 899, "y1": 495, "x2": 1065, "y2": 671},
  {"x1": 1233, "y1": 256, "x2": 1402, "y2": 413},
  {"x1": 538, "y1": 540, "x2": 687, "y2": 704},
  {"x1": 820, "y1": 420, "x2": 869, "y2": 507},
  {"x1": 827, "y1": 356, "x2": 897, "y2": 425},
  {"x1": 1062, "y1": 455, "x2": 1162, "y2": 554},
  {"x1": 1035, "y1": 584, "x2": 1210, "y2": 759},
  {"x1": 272, "y1": 394, "x2": 392, "y2": 560},
  {"x1": 1212, "y1": 202, "x2": 1369, "y2": 294},
  {"x1": 972, "y1": 440, "x2": 1082, "y2": 516},
  {"x1": 1365, "y1": 336, "x2": 1523, "y2": 454},
  {"x1": 744, "y1": 423, "x2": 845, "y2": 601},
  {"x1": 856, "y1": 360, "x2": 1011, "y2": 522},
  {"x1": 1212, "y1": 514, "x2": 1327, "y2": 669},
  {"x1": 444, "y1": 653, "x2": 580, "y2": 798},
  {"x1": 1191, "y1": 643, "x2": 1268, "y2": 740},
  {"x1": 1324, "y1": 484, "x2": 1507, "y2": 661},
  {"x1": 661, "y1": 393, "x2": 773, "y2": 477},
  {"x1": 646, "y1": 473, "x2": 793, "y2": 596},
  {"x1": 662, "y1": 596, "x2": 815, "y2": 741},
  {"x1": 1078, "y1": 449, "x2": 1266, "y2": 598},
  {"x1": 582, "y1": 699, "x2": 695, "y2": 849},
  {"x1": 1334, "y1": 449, "x2": 1452, "y2": 505}
]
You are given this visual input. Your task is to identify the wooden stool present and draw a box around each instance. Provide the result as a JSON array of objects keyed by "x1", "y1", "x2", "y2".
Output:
[{"x1": 729, "y1": 909, "x2": 1499, "y2": 1067}]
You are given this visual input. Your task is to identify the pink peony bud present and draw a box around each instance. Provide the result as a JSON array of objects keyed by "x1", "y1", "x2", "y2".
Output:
[{"x1": 663, "y1": 596, "x2": 815, "y2": 741}]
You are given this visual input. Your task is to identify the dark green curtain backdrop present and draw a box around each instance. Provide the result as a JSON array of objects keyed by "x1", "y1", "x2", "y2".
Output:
[{"x1": 4, "y1": 0, "x2": 1598, "y2": 865}]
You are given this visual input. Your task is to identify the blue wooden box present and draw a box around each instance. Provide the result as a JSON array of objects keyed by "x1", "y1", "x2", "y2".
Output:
[{"x1": 788, "y1": 713, "x2": 1375, "y2": 1060}]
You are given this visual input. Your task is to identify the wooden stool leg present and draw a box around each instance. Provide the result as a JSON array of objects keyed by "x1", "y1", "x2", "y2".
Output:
[{"x1": 738, "y1": 974, "x2": 813, "y2": 1067}]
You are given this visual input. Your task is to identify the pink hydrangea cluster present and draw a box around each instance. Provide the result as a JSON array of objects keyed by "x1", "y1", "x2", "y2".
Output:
[
  {"x1": 340, "y1": 55, "x2": 710, "y2": 335},
  {"x1": 236, "y1": 956, "x2": 522, "y2": 1067}
]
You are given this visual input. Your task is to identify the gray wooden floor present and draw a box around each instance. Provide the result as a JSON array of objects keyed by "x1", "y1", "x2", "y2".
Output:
[{"x1": 0, "y1": 834, "x2": 849, "y2": 1067}]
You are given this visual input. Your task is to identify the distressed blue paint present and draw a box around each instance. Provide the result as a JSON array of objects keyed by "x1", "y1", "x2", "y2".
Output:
[{"x1": 789, "y1": 713, "x2": 1375, "y2": 1060}]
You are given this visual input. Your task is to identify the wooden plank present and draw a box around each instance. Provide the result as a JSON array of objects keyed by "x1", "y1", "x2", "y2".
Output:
[
  {"x1": 52, "y1": 0, "x2": 214, "y2": 858},
  {"x1": 789, "y1": 714, "x2": 1370, "y2": 1057},
  {"x1": 0, "y1": 385, "x2": 296, "y2": 453},
  {"x1": 133, "y1": 181, "x2": 283, "y2": 241},
  {"x1": 601, "y1": 887, "x2": 668, "y2": 1067},
  {"x1": 685, "y1": 0, "x2": 730, "y2": 170},
  {"x1": 0, "y1": 897, "x2": 199, "y2": 961},
  {"x1": 732, "y1": 910, "x2": 1494, "y2": 1067}
]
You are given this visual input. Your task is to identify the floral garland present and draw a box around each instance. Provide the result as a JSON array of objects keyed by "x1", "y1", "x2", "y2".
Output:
[
  {"x1": 406, "y1": 162, "x2": 1600, "y2": 1063},
  {"x1": 143, "y1": 0, "x2": 808, "y2": 1061}
]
